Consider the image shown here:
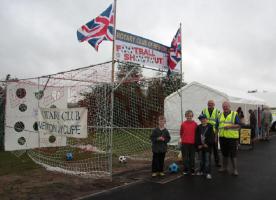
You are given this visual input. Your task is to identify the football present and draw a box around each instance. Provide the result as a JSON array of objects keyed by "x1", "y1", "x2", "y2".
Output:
[
  {"x1": 66, "y1": 152, "x2": 73, "y2": 161},
  {"x1": 118, "y1": 155, "x2": 127, "y2": 163},
  {"x1": 168, "y1": 162, "x2": 179, "y2": 173}
]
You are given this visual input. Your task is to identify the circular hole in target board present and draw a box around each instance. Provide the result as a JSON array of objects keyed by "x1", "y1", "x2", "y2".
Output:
[
  {"x1": 33, "y1": 122, "x2": 38, "y2": 131},
  {"x1": 35, "y1": 90, "x2": 44, "y2": 100},
  {"x1": 18, "y1": 137, "x2": 26, "y2": 145},
  {"x1": 49, "y1": 135, "x2": 56, "y2": 143},
  {"x1": 16, "y1": 88, "x2": 26, "y2": 99},
  {"x1": 14, "y1": 121, "x2": 25, "y2": 132},
  {"x1": 50, "y1": 105, "x2": 57, "y2": 108},
  {"x1": 19, "y1": 104, "x2": 27, "y2": 112}
]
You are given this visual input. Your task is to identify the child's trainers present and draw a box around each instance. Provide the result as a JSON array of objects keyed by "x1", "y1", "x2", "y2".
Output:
[
  {"x1": 206, "y1": 174, "x2": 212, "y2": 179},
  {"x1": 159, "y1": 172, "x2": 165, "y2": 177},
  {"x1": 232, "y1": 169, "x2": 239, "y2": 176},
  {"x1": 183, "y1": 171, "x2": 188, "y2": 175},
  {"x1": 196, "y1": 171, "x2": 203, "y2": 176}
]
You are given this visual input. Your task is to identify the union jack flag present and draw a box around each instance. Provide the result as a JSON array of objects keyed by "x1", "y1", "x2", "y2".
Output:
[
  {"x1": 168, "y1": 28, "x2": 181, "y2": 72},
  {"x1": 77, "y1": 4, "x2": 114, "y2": 51}
]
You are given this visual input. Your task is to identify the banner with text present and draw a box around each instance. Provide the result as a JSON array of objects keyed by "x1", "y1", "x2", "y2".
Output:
[
  {"x1": 115, "y1": 30, "x2": 169, "y2": 70},
  {"x1": 38, "y1": 107, "x2": 88, "y2": 138}
]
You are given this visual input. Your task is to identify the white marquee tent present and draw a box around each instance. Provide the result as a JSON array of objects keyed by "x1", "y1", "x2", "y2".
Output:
[
  {"x1": 250, "y1": 91, "x2": 276, "y2": 130},
  {"x1": 249, "y1": 91, "x2": 276, "y2": 108},
  {"x1": 164, "y1": 81, "x2": 266, "y2": 144}
]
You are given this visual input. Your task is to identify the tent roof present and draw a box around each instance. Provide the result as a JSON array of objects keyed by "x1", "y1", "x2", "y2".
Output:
[
  {"x1": 166, "y1": 81, "x2": 266, "y2": 105},
  {"x1": 204, "y1": 82, "x2": 266, "y2": 105},
  {"x1": 249, "y1": 92, "x2": 276, "y2": 108},
  {"x1": 165, "y1": 81, "x2": 228, "y2": 102}
]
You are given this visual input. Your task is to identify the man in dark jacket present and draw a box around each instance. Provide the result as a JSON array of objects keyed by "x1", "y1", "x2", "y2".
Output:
[
  {"x1": 249, "y1": 109, "x2": 257, "y2": 143},
  {"x1": 150, "y1": 115, "x2": 171, "y2": 177}
]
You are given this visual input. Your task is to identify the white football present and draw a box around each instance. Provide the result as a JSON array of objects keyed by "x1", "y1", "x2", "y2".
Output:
[{"x1": 118, "y1": 155, "x2": 127, "y2": 163}]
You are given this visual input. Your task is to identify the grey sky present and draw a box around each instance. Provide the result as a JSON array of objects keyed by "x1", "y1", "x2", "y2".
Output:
[{"x1": 1, "y1": 0, "x2": 276, "y2": 92}]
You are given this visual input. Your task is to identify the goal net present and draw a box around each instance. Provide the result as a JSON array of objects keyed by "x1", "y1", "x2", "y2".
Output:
[{"x1": 3, "y1": 61, "x2": 183, "y2": 178}]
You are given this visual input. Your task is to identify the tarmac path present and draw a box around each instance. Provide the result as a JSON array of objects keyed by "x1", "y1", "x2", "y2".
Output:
[{"x1": 82, "y1": 137, "x2": 276, "y2": 200}]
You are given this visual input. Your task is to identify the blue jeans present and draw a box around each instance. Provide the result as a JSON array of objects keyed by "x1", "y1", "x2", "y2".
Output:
[{"x1": 199, "y1": 150, "x2": 211, "y2": 174}]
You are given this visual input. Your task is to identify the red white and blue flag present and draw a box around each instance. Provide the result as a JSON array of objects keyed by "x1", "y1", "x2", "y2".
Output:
[
  {"x1": 168, "y1": 28, "x2": 181, "y2": 72},
  {"x1": 77, "y1": 4, "x2": 114, "y2": 51}
]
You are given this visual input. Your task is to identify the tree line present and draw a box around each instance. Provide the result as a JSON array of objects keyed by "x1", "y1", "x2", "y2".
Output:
[{"x1": 79, "y1": 63, "x2": 185, "y2": 129}]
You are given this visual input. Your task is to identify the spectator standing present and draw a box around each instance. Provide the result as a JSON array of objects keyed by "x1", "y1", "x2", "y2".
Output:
[
  {"x1": 261, "y1": 106, "x2": 273, "y2": 141},
  {"x1": 217, "y1": 101, "x2": 240, "y2": 176},
  {"x1": 249, "y1": 109, "x2": 257, "y2": 146},
  {"x1": 179, "y1": 110, "x2": 197, "y2": 175},
  {"x1": 150, "y1": 115, "x2": 171, "y2": 177},
  {"x1": 202, "y1": 100, "x2": 221, "y2": 167},
  {"x1": 237, "y1": 107, "x2": 245, "y2": 125},
  {"x1": 195, "y1": 114, "x2": 214, "y2": 179}
]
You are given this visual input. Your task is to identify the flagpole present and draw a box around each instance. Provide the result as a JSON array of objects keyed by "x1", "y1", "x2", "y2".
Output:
[
  {"x1": 110, "y1": 0, "x2": 117, "y2": 181},
  {"x1": 180, "y1": 23, "x2": 184, "y2": 123},
  {"x1": 111, "y1": 0, "x2": 117, "y2": 82}
]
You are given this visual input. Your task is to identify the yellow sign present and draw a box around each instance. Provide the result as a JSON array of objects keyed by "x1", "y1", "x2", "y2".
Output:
[{"x1": 240, "y1": 128, "x2": 251, "y2": 144}]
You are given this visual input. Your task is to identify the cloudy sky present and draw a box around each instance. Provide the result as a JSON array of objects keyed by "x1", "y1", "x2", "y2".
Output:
[{"x1": 1, "y1": 0, "x2": 276, "y2": 92}]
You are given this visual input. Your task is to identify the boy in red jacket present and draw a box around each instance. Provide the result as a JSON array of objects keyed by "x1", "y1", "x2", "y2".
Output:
[{"x1": 179, "y1": 110, "x2": 197, "y2": 175}]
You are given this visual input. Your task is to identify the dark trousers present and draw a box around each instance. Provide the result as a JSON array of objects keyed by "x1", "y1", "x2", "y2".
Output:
[
  {"x1": 199, "y1": 150, "x2": 211, "y2": 174},
  {"x1": 152, "y1": 152, "x2": 166, "y2": 173},
  {"x1": 181, "y1": 144, "x2": 195, "y2": 173},
  {"x1": 219, "y1": 137, "x2": 238, "y2": 158},
  {"x1": 213, "y1": 141, "x2": 220, "y2": 164},
  {"x1": 250, "y1": 126, "x2": 256, "y2": 139}
]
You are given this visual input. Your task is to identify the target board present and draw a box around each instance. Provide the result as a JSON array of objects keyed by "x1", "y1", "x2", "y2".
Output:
[{"x1": 4, "y1": 81, "x2": 69, "y2": 150}]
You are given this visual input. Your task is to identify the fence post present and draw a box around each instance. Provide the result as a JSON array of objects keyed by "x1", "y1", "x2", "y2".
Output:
[{"x1": 0, "y1": 94, "x2": 4, "y2": 151}]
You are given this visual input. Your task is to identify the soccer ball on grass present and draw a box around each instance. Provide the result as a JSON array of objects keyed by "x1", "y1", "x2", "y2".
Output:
[
  {"x1": 66, "y1": 152, "x2": 73, "y2": 161},
  {"x1": 118, "y1": 155, "x2": 127, "y2": 163}
]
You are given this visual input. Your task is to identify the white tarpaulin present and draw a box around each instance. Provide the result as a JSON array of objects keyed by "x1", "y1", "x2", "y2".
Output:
[
  {"x1": 5, "y1": 81, "x2": 67, "y2": 151},
  {"x1": 164, "y1": 81, "x2": 266, "y2": 145},
  {"x1": 38, "y1": 107, "x2": 87, "y2": 138},
  {"x1": 249, "y1": 91, "x2": 276, "y2": 108},
  {"x1": 115, "y1": 30, "x2": 170, "y2": 70}
]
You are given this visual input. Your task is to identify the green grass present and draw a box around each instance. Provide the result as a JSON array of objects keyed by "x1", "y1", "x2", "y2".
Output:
[
  {"x1": 90, "y1": 128, "x2": 152, "y2": 156},
  {"x1": 0, "y1": 151, "x2": 40, "y2": 176},
  {"x1": 112, "y1": 128, "x2": 151, "y2": 156},
  {"x1": 0, "y1": 128, "x2": 152, "y2": 175}
]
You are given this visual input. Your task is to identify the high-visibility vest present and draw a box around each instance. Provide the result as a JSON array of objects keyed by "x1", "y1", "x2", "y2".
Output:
[
  {"x1": 218, "y1": 111, "x2": 239, "y2": 138},
  {"x1": 203, "y1": 108, "x2": 220, "y2": 127}
]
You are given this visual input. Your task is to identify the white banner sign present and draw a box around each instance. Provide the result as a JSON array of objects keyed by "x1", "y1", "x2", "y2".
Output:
[
  {"x1": 115, "y1": 30, "x2": 169, "y2": 70},
  {"x1": 38, "y1": 107, "x2": 88, "y2": 138}
]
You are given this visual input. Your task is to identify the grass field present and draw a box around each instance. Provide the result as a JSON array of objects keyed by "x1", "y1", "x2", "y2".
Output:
[
  {"x1": 0, "y1": 151, "x2": 40, "y2": 176},
  {"x1": 0, "y1": 128, "x2": 153, "y2": 178},
  {"x1": 0, "y1": 150, "x2": 130, "y2": 200},
  {"x1": 0, "y1": 127, "x2": 175, "y2": 176},
  {"x1": 0, "y1": 130, "x2": 177, "y2": 199}
]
